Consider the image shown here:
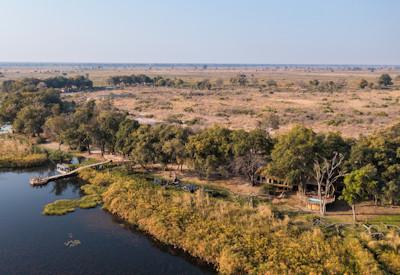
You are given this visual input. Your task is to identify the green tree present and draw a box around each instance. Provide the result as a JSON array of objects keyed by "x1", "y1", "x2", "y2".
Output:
[
  {"x1": 44, "y1": 116, "x2": 69, "y2": 149},
  {"x1": 359, "y1": 79, "x2": 368, "y2": 89},
  {"x1": 231, "y1": 129, "x2": 273, "y2": 184},
  {"x1": 230, "y1": 74, "x2": 248, "y2": 86},
  {"x1": 320, "y1": 132, "x2": 352, "y2": 159},
  {"x1": 347, "y1": 123, "x2": 400, "y2": 206},
  {"x1": 0, "y1": 93, "x2": 23, "y2": 123},
  {"x1": 186, "y1": 126, "x2": 233, "y2": 178},
  {"x1": 93, "y1": 110, "x2": 126, "y2": 155},
  {"x1": 13, "y1": 104, "x2": 47, "y2": 136},
  {"x1": 196, "y1": 79, "x2": 212, "y2": 90},
  {"x1": 114, "y1": 118, "x2": 140, "y2": 156},
  {"x1": 381, "y1": 164, "x2": 400, "y2": 205},
  {"x1": 378, "y1": 74, "x2": 393, "y2": 87},
  {"x1": 155, "y1": 124, "x2": 191, "y2": 170},
  {"x1": 342, "y1": 164, "x2": 378, "y2": 222},
  {"x1": 63, "y1": 100, "x2": 96, "y2": 152},
  {"x1": 267, "y1": 125, "x2": 321, "y2": 193},
  {"x1": 127, "y1": 125, "x2": 159, "y2": 169},
  {"x1": 257, "y1": 113, "x2": 280, "y2": 130}
]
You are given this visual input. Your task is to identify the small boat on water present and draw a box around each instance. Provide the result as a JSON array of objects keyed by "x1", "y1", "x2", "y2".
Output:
[
  {"x1": 30, "y1": 177, "x2": 48, "y2": 186},
  {"x1": 56, "y1": 163, "x2": 72, "y2": 174}
]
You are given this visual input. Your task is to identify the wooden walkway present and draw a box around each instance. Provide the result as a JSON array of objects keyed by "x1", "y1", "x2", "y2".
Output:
[{"x1": 30, "y1": 160, "x2": 112, "y2": 186}]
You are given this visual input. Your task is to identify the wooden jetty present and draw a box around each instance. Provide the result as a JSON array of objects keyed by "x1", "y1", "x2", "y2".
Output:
[{"x1": 30, "y1": 160, "x2": 112, "y2": 186}]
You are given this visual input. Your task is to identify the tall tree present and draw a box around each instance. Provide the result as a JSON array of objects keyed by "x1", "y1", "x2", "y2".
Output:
[
  {"x1": 186, "y1": 126, "x2": 233, "y2": 178},
  {"x1": 114, "y1": 118, "x2": 140, "y2": 156},
  {"x1": 342, "y1": 164, "x2": 378, "y2": 222},
  {"x1": 378, "y1": 74, "x2": 393, "y2": 87},
  {"x1": 93, "y1": 110, "x2": 126, "y2": 155},
  {"x1": 267, "y1": 125, "x2": 321, "y2": 193},
  {"x1": 359, "y1": 79, "x2": 369, "y2": 89},
  {"x1": 231, "y1": 129, "x2": 273, "y2": 184},
  {"x1": 13, "y1": 104, "x2": 47, "y2": 136},
  {"x1": 44, "y1": 116, "x2": 69, "y2": 149}
]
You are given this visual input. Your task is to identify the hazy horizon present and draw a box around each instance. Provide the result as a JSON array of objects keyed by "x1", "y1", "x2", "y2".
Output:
[
  {"x1": 1, "y1": 0, "x2": 399, "y2": 65},
  {"x1": 0, "y1": 62, "x2": 399, "y2": 67}
]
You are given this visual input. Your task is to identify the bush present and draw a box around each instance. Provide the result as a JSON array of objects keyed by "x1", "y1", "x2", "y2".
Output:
[
  {"x1": 258, "y1": 113, "x2": 280, "y2": 130},
  {"x1": 47, "y1": 149, "x2": 73, "y2": 162}
]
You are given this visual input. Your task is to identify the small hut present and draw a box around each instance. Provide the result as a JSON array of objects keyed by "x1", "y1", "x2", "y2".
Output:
[{"x1": 255, "y1": 168, "x2": 292, "y2": 195}]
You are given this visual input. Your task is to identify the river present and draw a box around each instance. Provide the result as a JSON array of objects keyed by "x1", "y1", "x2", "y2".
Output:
[{"x1": 0, "y1": 166, "x2": 215, "y2": 275}]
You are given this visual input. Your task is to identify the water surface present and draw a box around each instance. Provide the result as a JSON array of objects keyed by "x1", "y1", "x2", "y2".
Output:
[{"x1": 0, "y1": 167, "x2": 214, "y2": 275}]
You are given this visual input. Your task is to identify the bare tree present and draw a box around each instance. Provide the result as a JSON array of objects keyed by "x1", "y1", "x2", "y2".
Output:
[
  {"x1": 232, "y1": 150, "x2": 265, "y2": 185},
  {"x1": 313, "y1": 152, "x2": 345, "y2": 216}
]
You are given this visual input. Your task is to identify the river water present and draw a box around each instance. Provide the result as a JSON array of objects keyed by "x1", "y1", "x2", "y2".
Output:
[{"x1": 0, "y1": 167, "x2": 214, "y2": 275}]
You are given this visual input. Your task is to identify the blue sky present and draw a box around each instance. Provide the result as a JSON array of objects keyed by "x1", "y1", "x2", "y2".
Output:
[{"x1": 0, "y1": 0, "x2": 399, "y2": 64}]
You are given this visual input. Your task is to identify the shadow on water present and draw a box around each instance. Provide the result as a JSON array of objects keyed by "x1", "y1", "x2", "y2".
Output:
[
  {"x1": 107, "y1": 213, "x2": 217, "y2": 274},
  {"x1": 48, "y1": 177, "x2": 83, "y2": 196},
  {"x1": 0, "y1": 165, "x2": 217, "y2": 274}
]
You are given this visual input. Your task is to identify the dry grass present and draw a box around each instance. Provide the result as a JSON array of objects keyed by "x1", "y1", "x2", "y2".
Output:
[
  {"x1": 0, "y1": 135, "x2": 48, "y2": 168},
  {"x1": 69, "y1": 85, "x2": 400, "y2": 138},
  {"x1": 2, "y1": 67, "x2": 400, "y2": 137},
  {"x1": 0, "y1": 135, "x2": 32, "y2": 157}
]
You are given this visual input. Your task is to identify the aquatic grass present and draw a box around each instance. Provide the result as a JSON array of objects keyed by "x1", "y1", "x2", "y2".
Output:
[
  {"x1": 78, "y1": 194, "x2": 102, "y2": 209},
  {"x1": 43, "y1": 199, "x2": 77, "y2": 215},
  {"x1": 43, "y1": 194, "x2": 102, "y2": 215}
]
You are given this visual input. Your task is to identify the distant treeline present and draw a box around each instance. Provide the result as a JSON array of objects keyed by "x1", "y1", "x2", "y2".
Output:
[
  {"x1": 107, "y1": 74, "x2": 216, "y2": 90},
  {"x1": 107, "y1": 73, "x2": 351, "y2": 91},
  {"x1": 1, "y1": 75, "x2": 93, "y2": 93},
  {"x1": 107, "y1": 73, "x2": 272, "y2": 90}
]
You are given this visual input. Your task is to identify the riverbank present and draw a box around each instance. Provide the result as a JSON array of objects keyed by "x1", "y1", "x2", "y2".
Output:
[
  {"x1": 0, "y1": 135, "x2": 48, "y2": 168},
  {"x1": 37, "y1": 141, "x2": 400, "y2": 273},
  {"x1": 72, "y1": 167, "x2": 400, "y2": 274}
]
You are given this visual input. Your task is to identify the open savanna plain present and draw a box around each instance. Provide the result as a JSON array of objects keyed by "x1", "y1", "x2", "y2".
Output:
[{"x1": 42, "y1": 67, "x2": 400, "y2": 138}]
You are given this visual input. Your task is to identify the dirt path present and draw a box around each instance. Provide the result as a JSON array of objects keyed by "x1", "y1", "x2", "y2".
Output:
[{"x1": 40, "y1": 142, "x2": 124, "y2": 162}]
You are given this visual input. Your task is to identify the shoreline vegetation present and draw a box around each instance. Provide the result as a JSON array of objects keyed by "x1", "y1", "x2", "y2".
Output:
[
  {"x1": 52, "y1": 168, "x2": 398, "y2": 274},
  {"x1": 0, "y1": 135, "x2": 74, "y2": 168},
  {"x1": 0, "y1": 135, "x2": 48, "y2": 168}
]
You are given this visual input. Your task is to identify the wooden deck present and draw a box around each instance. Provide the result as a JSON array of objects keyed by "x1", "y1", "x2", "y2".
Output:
[{"x1": 30, "y1": 160, "x2": 112, "y2": 186}]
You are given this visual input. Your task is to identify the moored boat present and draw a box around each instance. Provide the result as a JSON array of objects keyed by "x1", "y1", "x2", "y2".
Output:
[
  {"x1": 29, "y1": 177, "x2": 48, "y2": 186},
  {"x1": 56, "y1": 163, "x2": 72, "y2": 174}
]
